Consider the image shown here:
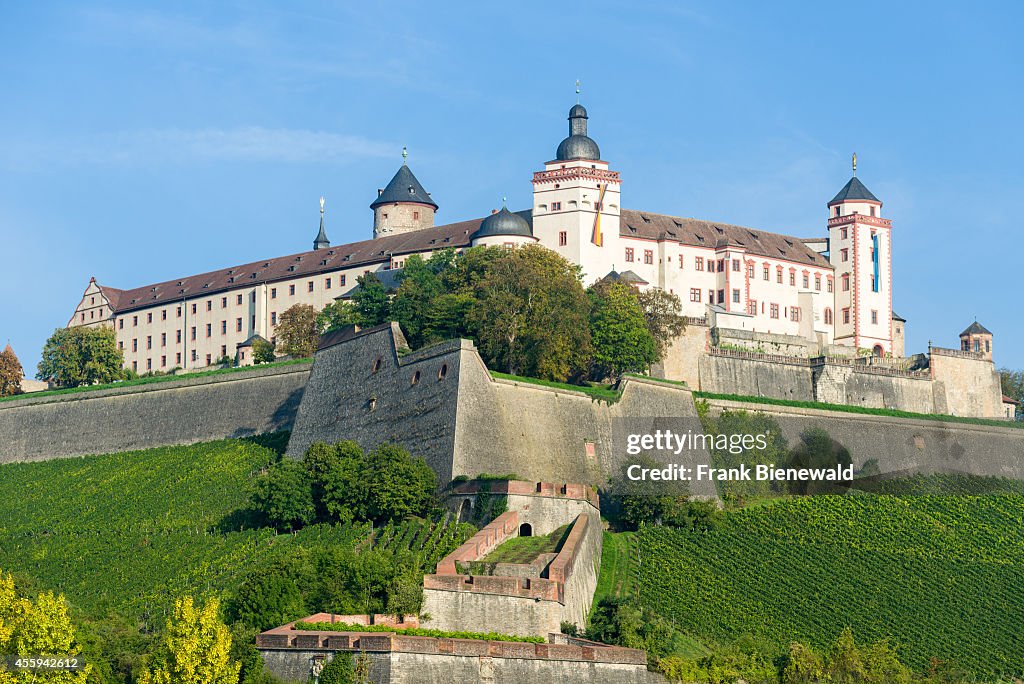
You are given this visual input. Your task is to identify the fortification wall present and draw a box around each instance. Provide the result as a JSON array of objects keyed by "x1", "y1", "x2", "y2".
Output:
[
  {"x1": 650, "y1": 322, "x2": 706, "y2": 387},
  {"x1": 698, "y1": 353, "x2": 816, "y2": 402},
  {"x1": 813, "y1": 364, "x2": 935, "y2": 413},
  {"x1": 705, "y1": 398, "x2": 1024, "y2": 478},
  {"x1": 285, "y1": 323, "x2": 464, "y2": 481},
  {"x1": 0, "y1": 363, "x2": 309, "y2": 463},
  {"x1": 930, "y1": 351, "x2": 1004, "y2": 418}
]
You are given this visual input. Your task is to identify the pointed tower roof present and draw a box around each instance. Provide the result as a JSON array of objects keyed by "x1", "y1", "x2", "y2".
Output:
[
  {"x1": 960, "y1": 321, "x2": 992, "y2": 336},
  {"x1": 829, "y1": 176, "x2": 879, "y2": 205},
  {"x1": 313, "y1": 196, "x2": 330, "y2": 250},
  {"x1": 370, "y1": 162, "x2": 438, "y2": 210}
]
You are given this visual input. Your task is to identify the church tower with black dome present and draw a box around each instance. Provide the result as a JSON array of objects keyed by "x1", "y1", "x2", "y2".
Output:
[
  {"x1": 531, "y1": 92, "x2": 622, "y2": 283},
  {"x1": 371, "y1": 148, "x2": 438, "y2": 238}
]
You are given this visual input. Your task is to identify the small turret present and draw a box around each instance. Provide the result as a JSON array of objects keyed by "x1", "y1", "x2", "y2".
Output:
[
  {"x1": 960, "y1": 321, "x2": 993, "y2": 360},
  {"x1": 371, "y1": 147, "x2": 437, "y2": 238},
  {"x1": 313, "y1": 196, "x2": 330, "y2": 250}
]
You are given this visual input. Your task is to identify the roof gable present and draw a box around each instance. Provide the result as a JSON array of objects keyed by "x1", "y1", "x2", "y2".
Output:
[
  {"x1": 370, "y1": 165, "x2": 438, "y2": 210},
  {"x1": 829, "y1": 177, "x2": 879, "y2": 204}
]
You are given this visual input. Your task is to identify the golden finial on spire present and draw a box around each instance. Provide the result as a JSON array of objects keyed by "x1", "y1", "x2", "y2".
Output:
[
  {"x1": 852, "y1": 152, "x2": 857, "y2": 177},
  {"x1": 575, "y1": 79, "x2": 581, "y2": 103},
  {"x1": 319, "y1": 196, "x2": 325, "y2": 214},
  {"x1": 402, "y1": 146, "x2": 408, "y2": 164}
]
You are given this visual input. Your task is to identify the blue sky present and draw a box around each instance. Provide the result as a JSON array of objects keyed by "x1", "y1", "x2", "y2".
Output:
[{"x1": 2, "y1": 1, "x2": 1022, "y2": 372}]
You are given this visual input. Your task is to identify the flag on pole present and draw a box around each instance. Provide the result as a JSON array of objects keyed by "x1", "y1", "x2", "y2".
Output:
[{"x1": 591, "y1": 183, "x2": 608, "y2": 246}]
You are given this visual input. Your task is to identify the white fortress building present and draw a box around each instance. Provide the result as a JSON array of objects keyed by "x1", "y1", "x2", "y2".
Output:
[{"x1": 69, "y1": 95, "x2": 1008, "y2": 421}]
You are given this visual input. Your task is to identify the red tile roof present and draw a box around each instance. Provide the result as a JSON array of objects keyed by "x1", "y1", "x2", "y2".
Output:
[{"x1": 99, "y1": 209, "x2": 831, "y2": 314}]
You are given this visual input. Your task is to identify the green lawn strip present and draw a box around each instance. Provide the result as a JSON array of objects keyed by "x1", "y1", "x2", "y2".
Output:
[
  {"x1": 478, "y1": 525, "x2": 569, "y2": 565},
  {"x1": 622, "y1": 373, "x2": 689, "y2": 388},
  {"x1": 292, "y1": 622, "x2": 544, "y2": 643},
  {"x1": 695, "y1": 390, "x2": 1024, "y2": 429},
  {"x1": 592, "y1": 531, "x2": 633, "y2": 605},
  {"x1": 489, "y1": 371, "x2": 620, "y2": 402},
  {"x1": 1, "y1": 358, "x2": 312, "y2": 404}
]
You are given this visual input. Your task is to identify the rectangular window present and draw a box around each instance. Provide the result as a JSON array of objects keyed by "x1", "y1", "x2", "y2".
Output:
[
  {"x1": 147, "y1": 313, "x2": 153, "y2": 323},
  {"x1": 841, "y1": 227, "x2": 848, "y2": 240},
  {"x1": 717, "y1": 259, "x2": 725, "y2": 272},
  {"x1": 176, "y1": 330, "x2": 182, "y2": 343},
  {"x1": 732, "y1": 289, "x2": 740, "y2": 303},
  {"x1": 206, "y1": 323, "x2": 212, "y2": 337},
  {"x1": 221, "y1": 321, "x2": 227, "y2": 334},
  {"x1": 871, "y1": 310, "x2": 878, "y2": 324},
  {"x1": 843, "y1": 308, "x2": 851, "y2": 324},
  {"x1": 237, "y1": 294, "x2": 243, "y2": 305},
  {"x1": 827, "y1": 279, "x2": 834, "y2": 293},
  {"x1": 689, "y1": 288, "x2": 701, "y2": 302},
  {"x1": 118, "y1": 341, "x2": 124, "y2": 350},
  {"x1": 177, "y1": 306, "x2": 182, "y2": 318},
  {"x1": 717, "y1": 289, "x2": 725, "y2": 304},
  {"x1": 707, "y1": 260, "x2": 715, "y2": 273},
  {"x1": 680, "y1": 255, "x2": 685, "y2": 269},
  {"x1": 413, "y1": 211, "x2": 420, "y2": 220},
  {"x1": 325, "y1": 278, "x2": 332, "y2": 289},
  {"x1": 222, "y1": 297, "x2": 228, "y2": 308},
  {"x1": 161, "y1": 355, "x2": 166, "y2": 368},
  {"x1": 221, "y1": 345, "x2": 227, "y2": 357},
  {"x1": 206, "y1": 354, "x2": 212, "y2": 366},
  {"x1": 160, "y1": 332, "x2": 166, "y2": 347},
  {"x1": 146, "y1": 358, "x2": 152, "y2": 371},
  {"x1": 191, "y1": 326, "x2": 196, "y2": 341},
  {"x1": 132, "y1": 339, "x2": 138, "y2": 352},
  {"x1": 644, "y1": 250, "x2": 653, "y2": 265},
  {"x1": 815, "y1": 275, "x2": 821, "y2": 291},
  {"x1": 161, "y1": 310, "x2": 166, "y2": 321},
  {"x1": 551, "y1": 201, "x2": 561, "y2": 210},
  {"x1": 119, "y1": 319, "x2": 124, "y2": 329},
  {"x1": 146, "y1": 335, "x2": 152, "y2": 350},
  {"x1": 289, "y1": 285, "x2": 296, "y2": 296},
  {"x1": 207, "y1": 301, "x2": 212, "y2": 311},
  {"x1": 625, "y1": 247, "x2": 635, "y2": 262},
  {"x1": 842, "y1": 274, "x2": 850, "y2": 291},
  {"x1": 747, "y1": 300, "x2": 757, "y2": 315},
  {"x1": 732, "y1": 259, "x2": 740, "y2": 272},
  {"x1": 747, "y1": 264, "x2": 754, "y2": 278},
  {"x1": 271, "y1": 312, "x2": 277, "y2": 325},
  {"x1": 271, "y1": 288, "x2": 277, "y2": 299},
  {"x1": 132, "y1": 361, "x2": 137, "y2": 372},
  {"x1": 802, "y1": 274, "x2": 809, "y2": 288},
  {"x1": 191, "y1": 350, "x2": 197, "y2": 362},
  {"x1": 841, "y1": 248, "x2": 849, "y2": 262},
  {"x1": 708, "y1": 289, "x2": 714, "y2": 303},
  {"x1": 770, "y1": 303, "x2": 779, "y2": 319},
  {"x1": 133, "y1": 316, "x2": 138, "y2": 327},
  {"x1": 695, "y1": 257, "x2": 704, "y2": 271},
  {"x1": 763, "y1": 265, "x2": 769, "y2": 280},
  {"x1": 791, "y1": 307, "x2": 801, "y2": 322},
  {"x1": 789, "y1": 272, "x2": 796, "y2": 286},
  {"x1": 776, "y1": 268, "x2": 783, "y2": 284},
  {"x1": 340, "y1": 275, "x2": 346, "y2": 286},
  {"x1": 559, "y1": 231, "x2": 567, "y2": 246},
  {"x1": 192, "y1": 303, "x2": 197, "y2": 315},
  {"x1": 308, "y1": 281, "x2": 314, "y2": 293},
  {"x1": 236, "y1": 318, "x2": 243, "y2": 332},
  {"x1": 176, "y1": 352, "x2": 181, "y2": 364}
]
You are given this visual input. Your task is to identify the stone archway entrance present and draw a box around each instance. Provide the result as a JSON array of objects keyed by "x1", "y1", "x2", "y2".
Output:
[{"x1": 519, "y1": 523, "x2": 533, "y2": 537}]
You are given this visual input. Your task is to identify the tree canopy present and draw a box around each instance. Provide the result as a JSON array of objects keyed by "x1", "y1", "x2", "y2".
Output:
[
  {"x1": 36, "y1": 326, "x2": 124, "y2": 388},
  {"x1": 0, "y1": 345, "x2": 23, "y2": 397},
  {"x1": 275, "y1": 304, "x2": 319, "y2": 358},
  {"x1": 587, "y1": 281, "x2": 658, "y2": 379},
  {"x1": 136, "y1": 596, "x2": 239, "y2": 684}
]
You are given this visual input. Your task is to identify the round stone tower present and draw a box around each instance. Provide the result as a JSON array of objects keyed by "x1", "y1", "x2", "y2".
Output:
[{"x1": 371, "y1": 149, "x2": 438, "y2": 238}]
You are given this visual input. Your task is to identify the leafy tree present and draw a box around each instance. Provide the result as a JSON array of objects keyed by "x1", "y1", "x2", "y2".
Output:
[
  {"x1": 390, "y1": 253, "x2": 448, "y2": 347},
  {"x1": 361, "y1": 444, "x2": 437, "y2": 523},
  {"x1": 317, "y1": 300, "x2": 362, "y2": 334},
  {"x1": 249, "y1": 459, "x2": 316, "y2": 532},
  {"x1": 137, "y1": 596, "x2": 240, "y2": 684},
  {"x1": 0, "y1": 570, "x2": 91, "y2": 683},
  {"x1": 999, "y1": 367, "x2": 1024, "y2": 403},
  {"x1": 36, "y1": 326, "x2": 124, "y2": 388},
  {"x1": 251, "y1": 338, "x2": 276, "y2": 365},
  {"x1": 471, "y1": 245, "x2": 591, "y2": 381},
  {"x1": 0, "y1": 345, "x2": 23, "y2": 397},
  {"x1": 782, "y1": 642, "x2": 826, "y2": 684},
  {"x1": 587, "y1": 281, "x2": 658, "y2": 378},
  {"x1": 228, "y1": 574, "x2": 306, "y2": 632},
  {"x1": 636, "y1": 287, "x2": 686, "y2": 358},
  {"x1": 275, "y1": 304, "x2": 319, "y2": 358},
  {"x1": 318, "y1": 652, "x2": 355, "y2": 684},
  {"x1": 351, "y1": 273, "x2": 390, "y2": 327}
]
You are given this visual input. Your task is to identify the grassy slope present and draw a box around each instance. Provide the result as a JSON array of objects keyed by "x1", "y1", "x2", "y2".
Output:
[
  {"x1": 479, "y1": 525, "x2": 569, "y2": 564},
  {"x1": 0, "y1": 438, "x2": 364, "y2": 622},
  {"x1": 627, "y1": 494, "x2": 1024, "y2": 677}
]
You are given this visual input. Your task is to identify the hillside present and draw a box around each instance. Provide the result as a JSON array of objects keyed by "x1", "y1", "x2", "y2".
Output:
[
  {"x1": 0, "y1": 436, "x2": 369, "y2": 624},
  {"x1": 631, "y1": 493, "x2": 1024, "y2": 677}
]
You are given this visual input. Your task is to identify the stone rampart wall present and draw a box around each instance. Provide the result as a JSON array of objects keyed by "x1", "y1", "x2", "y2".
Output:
[{"x1": 0, "y1": 363, "x2": 309, "y2": 463}]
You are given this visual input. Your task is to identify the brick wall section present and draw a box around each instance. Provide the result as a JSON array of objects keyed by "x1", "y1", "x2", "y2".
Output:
[
  {"x1": 448, "y1": 480, "x2": 600, "y2": 510},
  {"x1": 546, "y1": 514, "x2": 588, "y2": 585},
  {"x1": 435, "y1": 511, "x2": 519, "y2": 575}
]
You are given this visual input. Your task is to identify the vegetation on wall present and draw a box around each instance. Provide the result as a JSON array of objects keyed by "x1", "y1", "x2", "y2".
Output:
[
  {"x1": 274, "y1": 304, "x2": 319, "y2": 358},
  {"x1": 293, "y1": 621, "x2": 545, "y2": 644},
  {"x1": 36, "y1": 325, "x2": 124, "y2": 387}
]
